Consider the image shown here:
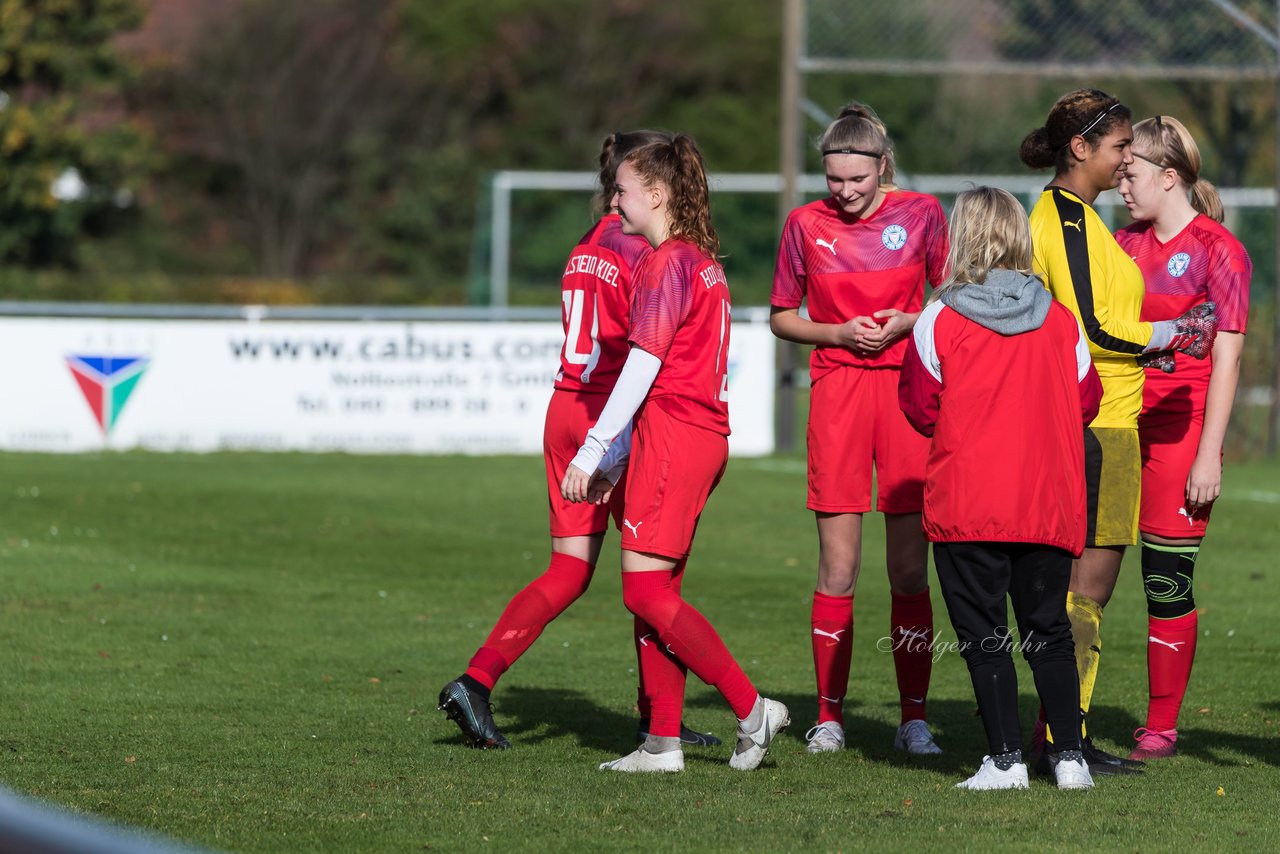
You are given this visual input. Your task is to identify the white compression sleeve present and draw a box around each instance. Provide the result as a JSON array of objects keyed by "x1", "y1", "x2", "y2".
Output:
[{"x1": 569, "y1": 347, "x2": 661, "y2": 475}]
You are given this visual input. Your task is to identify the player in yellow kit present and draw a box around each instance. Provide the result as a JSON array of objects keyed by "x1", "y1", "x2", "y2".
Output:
[{"x1": 1019, "y1": 88, "x2": 1217, "y2": 776}]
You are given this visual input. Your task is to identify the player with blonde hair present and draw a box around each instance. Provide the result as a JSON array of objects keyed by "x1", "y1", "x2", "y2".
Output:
[{"x1": 1116, "y1": 114, "x2": 1250, "y2": 760}]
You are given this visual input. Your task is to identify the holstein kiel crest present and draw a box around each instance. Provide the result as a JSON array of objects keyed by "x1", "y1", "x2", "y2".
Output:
[{"x1": 66, "y1": 355, "x2": 149, "y2": 435}]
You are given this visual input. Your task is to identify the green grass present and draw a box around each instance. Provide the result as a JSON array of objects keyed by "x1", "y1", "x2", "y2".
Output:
[{"x1": 2, "y1": 452, "x2": 1279, "y2": 852}]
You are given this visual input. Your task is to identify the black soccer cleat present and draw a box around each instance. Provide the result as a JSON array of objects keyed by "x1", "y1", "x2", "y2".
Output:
[
  {"x1": 1081, "y1": 736, "x2": 1144, "y2": 775},
  {"x1": 636, "y1": 721, "x2": 722, "y2": 747},
  {"x1": 439, "y1": 679, "x2": 511, "y2": 750},
  {"x1": 1035, "y1": 737, "x2": 1143, "y2": 777}
]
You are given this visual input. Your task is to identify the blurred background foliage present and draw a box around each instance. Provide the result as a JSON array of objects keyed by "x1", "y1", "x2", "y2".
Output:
[{"x1": 0, "y1": 0, "x2": 1275, "y2": 308}]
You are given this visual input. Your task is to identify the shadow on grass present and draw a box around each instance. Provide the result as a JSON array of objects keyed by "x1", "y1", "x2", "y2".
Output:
[
  {"x1": 436, "y1": 682, "x2": 1280, "y2": 770},
  {"x1": 1078, "y1": 702, "x2": 1280, "y2": 767},
  {"x1": 432, "y1": 685, "x2": 643, "y2": 754}
]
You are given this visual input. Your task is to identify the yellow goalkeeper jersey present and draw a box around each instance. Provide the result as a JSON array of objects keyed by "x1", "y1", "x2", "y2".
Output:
[{"x1": 1030, "y1": 187, "x2": 1150, "y2": 428}]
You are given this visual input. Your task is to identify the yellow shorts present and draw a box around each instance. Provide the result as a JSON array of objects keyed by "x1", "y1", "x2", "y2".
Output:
[{"x1": 1083, "y1": 426, "x2": 1140, "y2": 548}]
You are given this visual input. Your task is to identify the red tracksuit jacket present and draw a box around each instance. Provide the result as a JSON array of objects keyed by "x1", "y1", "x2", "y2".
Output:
[{"x1": 898, "y1": 271, "x2": 1102, "y2": 555}]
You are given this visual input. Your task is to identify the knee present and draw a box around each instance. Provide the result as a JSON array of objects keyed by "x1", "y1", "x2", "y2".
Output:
[
  {"x1": 545, "y1": 553, "x2": 595, "y2": 602},
  {"x1": 621, "y1": 581, "x2": 651, "y2": 617},
  {"x1": 959, "y1": 645, "x2": 1013, "y2": 674},
  {"x1": 1022, "y1": 627, "x2": 1076, "y2": 669},
  {"x1": 1141, "y1": 541, "x2": 1197, "y2": 619},
  {"x1": 621, "y1": 573, "x2": 677, "y2": 628},
  {"x1": 817, "y1": 556, "x2": 859, "y2": 596},
  {"x1": 886, "y1": 560, "x2": 928, "y2": 594},
  {"x1": 958, "y1": 629, "x2": 1015, "y2": 671}
]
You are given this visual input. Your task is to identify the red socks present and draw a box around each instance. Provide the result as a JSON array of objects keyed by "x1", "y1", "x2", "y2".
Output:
[
  {"x1": 1145, "y1": 611, "x2": 1198, "y2": 731},
  {"x1": 811, "y1": 591, "x2": 853, "y2": 725},
  {"x1": 465, "y1": 552, "x2": 594, "y2": 689},
  {"x1": 891, "y1": 588, "x2": 934, "y2": 723},
  {"x1": 621, "y1": 571, "x2": 756, "y2": 719},
  {"x1": 635, "y1": 563, "x2": 688, "y2": 738}
]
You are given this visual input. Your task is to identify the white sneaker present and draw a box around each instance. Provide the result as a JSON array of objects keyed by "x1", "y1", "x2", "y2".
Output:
[
  {"x1": 805, "y1": 721, "x2": 845, "y2": 753},
  {"x1": 1053, "y1": 756, "x2": 1094, "y2": 790},
  {"x1": 729, "y1": 697, "x2": 790, "y2": 771},
  {"x1": 895, "y1": 719, "x2": 943, "y2": 755},
  {"x1": 954, "y1": 756, "x2": 1030, "y2": 790},
  {"x1": 598, "y1": 746, "x2": 684, "y2": 773}
]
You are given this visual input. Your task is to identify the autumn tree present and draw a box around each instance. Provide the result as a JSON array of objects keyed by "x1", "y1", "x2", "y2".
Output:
[{"x1": 0, "y1": 0, "x2": 152, "y2": 266}]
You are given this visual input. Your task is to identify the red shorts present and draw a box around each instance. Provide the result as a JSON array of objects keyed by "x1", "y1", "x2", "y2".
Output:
[
  {"x1": 544, "y1": 389, "x2": 627, "y2": 538},
  {"x1": 807, "y1": 366, "x2": 927, "y2": 514},
  {"x1": 621, "y1": 403, "x2": 728, "y2": 560},
  {"x1": 1139, "y1": 405, "x2": 1213, "y2": 538}
]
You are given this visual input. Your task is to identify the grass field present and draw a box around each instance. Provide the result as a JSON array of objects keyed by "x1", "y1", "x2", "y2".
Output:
[{"x1": 2, "y1": 451, "x2": 1280, "y2": 852}]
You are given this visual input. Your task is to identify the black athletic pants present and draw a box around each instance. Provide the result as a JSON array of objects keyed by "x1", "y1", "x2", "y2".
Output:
[{"x1": 934, "y1": 541, "x2": 1081, "y2": 756}]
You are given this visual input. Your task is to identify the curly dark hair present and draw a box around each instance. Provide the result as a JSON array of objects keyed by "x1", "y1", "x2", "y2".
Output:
[{"x1": 1020, "y1": 88, "x2": 1131, "y2": 174}]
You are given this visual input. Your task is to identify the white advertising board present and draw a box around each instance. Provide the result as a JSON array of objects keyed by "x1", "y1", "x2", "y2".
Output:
[{"x1": 0, "y1": 318, "x2": 775, "y2": 455}]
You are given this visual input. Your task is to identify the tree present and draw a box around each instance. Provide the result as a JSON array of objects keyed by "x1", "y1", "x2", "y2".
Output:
[
  {"x1": 130, "y1": 0, "x2": 781, "y2": 290},
  {"x1": 0, "y1": 0, "x2": 152, "y2": 267},
  {"x1": 369, "y1": 0, "x2": 781, "y2": 290},
  {"x1": 148, "y1": 0, "x2": 410, "y2": 278}
]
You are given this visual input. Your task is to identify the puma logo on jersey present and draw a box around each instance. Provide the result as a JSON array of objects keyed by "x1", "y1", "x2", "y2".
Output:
[
  {"x1": 623, "y1": 519, "x2": 643, "y2": 537},
  {"x1": 1063, "y1": 218, "x2": 1083, "y2": 231},
  {"x1": 812, "y1": 628, "x2": 847, "y2": 641},
  {"x1": 816, "y1": 237, "x2": 838, "y2": 255},
  {"x1": 1149, "y1": 635, "x2": 1186, "y2": 652},
  {"x1": 1177, "y1": 507, "x2": 1197, "y2": 525},
  {"x1": 638, "y1": 633, "x2": 653, "y2": 647}
]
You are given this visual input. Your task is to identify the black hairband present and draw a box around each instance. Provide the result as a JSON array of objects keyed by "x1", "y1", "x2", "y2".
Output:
[{"x1": 822, "y1": 147, "x2": 883, "y2": 158}]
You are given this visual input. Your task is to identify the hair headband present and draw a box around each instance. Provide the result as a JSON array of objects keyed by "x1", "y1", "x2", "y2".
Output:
[
  {"x1": 821, "y1": 147, "x2": 883, "y2": 158},
  {"x1": 1076, "y1": 102, "x2": 1122, "y2": 138}
]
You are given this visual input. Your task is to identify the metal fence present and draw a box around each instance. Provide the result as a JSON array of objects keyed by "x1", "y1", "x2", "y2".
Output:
[{"x1": 779, "y1": 0, "x2": 1280, "y2": 452}]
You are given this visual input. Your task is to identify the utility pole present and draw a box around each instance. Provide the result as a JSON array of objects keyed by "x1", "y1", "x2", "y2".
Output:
[{"x1": 777, "y1": 0, "x2": 804, "y2": 453}]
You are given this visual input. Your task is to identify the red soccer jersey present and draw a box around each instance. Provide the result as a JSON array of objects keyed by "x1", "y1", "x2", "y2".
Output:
[
  {"x1": 555, "y1": 214, "x2": 653, "y2": 393},
  {"x1": 772, "y1": 190, "x2": 949, "y2": 378},
  {"x1": 629, "y1": 238, "x2": 732, "y2": 436},
  {"x1": 1115, "y1": 215, "x2": 1251, "y2": 405}
]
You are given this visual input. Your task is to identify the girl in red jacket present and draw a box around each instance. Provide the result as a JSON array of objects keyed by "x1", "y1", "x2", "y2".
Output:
[{"x1": 899, "y1": 187, "x2": 1103, "y2": 790}]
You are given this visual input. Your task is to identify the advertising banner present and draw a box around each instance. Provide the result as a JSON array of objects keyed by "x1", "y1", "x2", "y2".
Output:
[{"x1": 0, "y1": 318, "x2": 775, "y2": 455}]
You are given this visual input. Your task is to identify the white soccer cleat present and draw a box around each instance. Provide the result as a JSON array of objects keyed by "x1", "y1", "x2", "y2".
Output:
[
  {"x1": 895, "y1": 719, "x2": 943, "y2": 755},
  {"x1": 729, "y1": 697, "x2": 790, "y2": 771},
  {"x1": 955, "y1": 756, "x2": 1030, "y2": 790},
  {"x1": 598, "y1": 746, "x2": 684, "y2": 773},
  {"x1": 1053, "y1": 756, "x2": 1095, "y2": 790},
  {"x1": 805, "y1": 721, "x2": 845, "y2": 753}
]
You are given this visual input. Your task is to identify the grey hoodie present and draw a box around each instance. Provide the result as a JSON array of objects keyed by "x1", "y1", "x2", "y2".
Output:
[{"x1": 938, "y1": 268, "x2": 1051, "y2": 335}]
